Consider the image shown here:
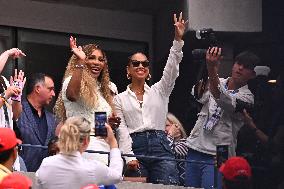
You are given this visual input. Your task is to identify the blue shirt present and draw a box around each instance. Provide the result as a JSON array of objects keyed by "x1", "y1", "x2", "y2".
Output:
[{"x1": 27, "y1": 100, "x2": 48, "y2": 144}]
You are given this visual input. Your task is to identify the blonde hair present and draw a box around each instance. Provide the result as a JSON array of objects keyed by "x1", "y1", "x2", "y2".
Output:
[
  {"x1": 166, "y1": 112, "x2": 187, "y2": 139},
  {"x1": 58, "y1": 116, "x2": 91, "y2": 154},
  {"x1": 54, "y1": 44, "x2": 114, "y2": 121}
]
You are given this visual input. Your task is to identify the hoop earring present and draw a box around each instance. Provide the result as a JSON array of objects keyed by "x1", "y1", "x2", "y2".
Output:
[
  {"x1": 127, "y1": 73, "x2": 131, "y2": 80},
  {"x1": 146, "y1": 73, "x2": 151, "y2": 81}
]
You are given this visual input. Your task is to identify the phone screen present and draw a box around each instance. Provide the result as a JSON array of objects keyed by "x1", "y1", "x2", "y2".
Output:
[
  {"x1": 216, "y1": 145, "x2": 229, "y2": 168},
  {"x1": 94, "y1": 112, "x2": 107, "y2": 137}
]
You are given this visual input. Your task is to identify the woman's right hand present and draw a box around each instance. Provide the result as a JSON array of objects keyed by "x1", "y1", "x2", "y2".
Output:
[
  {"x1": 174, "y1": 12, "x2": 187, "y2": 42},
  {"x1": 6, "y1": 48, "x2": 26, "y2": 59},
  {"x1": 104, "y1": 123, "x2": 118, "y2": 149},
  {"x1": 70, "y1": 36, "x2": 86, "y2": 60}
]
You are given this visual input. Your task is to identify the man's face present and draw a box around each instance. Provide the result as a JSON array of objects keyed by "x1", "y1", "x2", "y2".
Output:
[
  {"x1": 231, "y1": 62, "x2": 255, "y2": 84},
  {"x1": 37, "y1": 77, "x2": 55, "y2": 106}
]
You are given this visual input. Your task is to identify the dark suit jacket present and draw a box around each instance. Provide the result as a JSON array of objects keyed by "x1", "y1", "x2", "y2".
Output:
[{"x1": 17, "y1": 99, "x2": 57, "y2": 172}]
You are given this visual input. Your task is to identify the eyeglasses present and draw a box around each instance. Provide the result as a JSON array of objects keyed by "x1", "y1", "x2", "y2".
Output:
[{"x1": 130, "y1": 60, "x2": 150, "y2": 67}]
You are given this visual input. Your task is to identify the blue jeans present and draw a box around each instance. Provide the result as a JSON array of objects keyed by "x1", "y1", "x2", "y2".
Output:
[
  {"x1": 131, "y1": 130, "x2": 179, "y2": 185},
  {"x1": 185, "y1": 149, "x2": 222, "y2": 189}
]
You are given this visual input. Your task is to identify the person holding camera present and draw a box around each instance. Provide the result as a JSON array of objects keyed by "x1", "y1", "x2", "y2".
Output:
[
  {"x1": 185, "y1": 49, "x2": 259, "y2": 189},
  {"x1": 114, "y1": 12, "x2": 186, "y2": 185},
  {"x1": 54, "y1": 37, "x2": 122, "y2": 165},
  {"x1": 36, "y1": 116, "x2": 123, "y2": 189}
]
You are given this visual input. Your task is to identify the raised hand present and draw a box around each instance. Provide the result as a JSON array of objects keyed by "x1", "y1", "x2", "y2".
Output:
[
  {"x1": 206, "y1": 47, "x2": 222, "y2": 70},
  {"x1": 174, "y1": 12, "x2": 188, "y2": 41},
  {"x1": 70, "y1": 36, "x2": 86, "y2": 60},
  {"x1": 10, "y1": 69, "x2": 26, "y2": 101},
  {"x1": 6, "y1": 48, "x2": 26, "y2": 59}
]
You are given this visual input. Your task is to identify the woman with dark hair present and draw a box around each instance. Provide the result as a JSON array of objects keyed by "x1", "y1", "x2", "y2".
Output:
[
  {"x1": 114, "y1": 12, "x2": 187, "y2": 185},
  {"x1": 54, "y1": 37, "x2": 121, "y2": 164}
]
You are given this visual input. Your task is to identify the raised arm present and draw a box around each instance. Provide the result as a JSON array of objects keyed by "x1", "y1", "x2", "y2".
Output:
[
  {"x1": 154, "y1": 12, "x2": 187, "y2": 96},
  {"x1": 66, "y1": 36, "x2": 86, "y2": 102},
  {"x1": 11, "y1": 69, "x2": 26, "y2": 119},
  {"x1": 0, "y1": 48, "x2": 26, "y2": 73},
  {"x1": 206, "y1": 47, "x2": 222, "y2": 99}
]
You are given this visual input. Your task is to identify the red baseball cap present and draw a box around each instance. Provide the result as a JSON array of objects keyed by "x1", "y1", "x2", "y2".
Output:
[
  {"x1": 0, "y1": 173, "x2": 32, "y2": 189},
  {"x1": 0, "y1": 128, "x2": 22, "y2": 153},
  {"x1": 219, "y1": 156, "x2": 252, "y2": 181},
  {"x1": 81, "y1": 184, "x2": 99, "y2": 189}
]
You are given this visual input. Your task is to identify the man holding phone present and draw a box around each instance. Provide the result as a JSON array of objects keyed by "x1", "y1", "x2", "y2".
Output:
[{"x1": 185, "y1": 48, "x2": 259, "y2": 189}]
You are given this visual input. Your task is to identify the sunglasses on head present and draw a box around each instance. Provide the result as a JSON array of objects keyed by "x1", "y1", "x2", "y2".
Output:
[{"x1": 130, "y1": 60, "x2": 150, "y2": 67}]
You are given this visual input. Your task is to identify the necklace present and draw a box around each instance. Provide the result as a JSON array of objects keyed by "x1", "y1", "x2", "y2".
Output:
[
  {"x1": 134, "y1": 90, "x2": 144, "y2": 95},
  {"x1": 130, "y1": 86, "x2": 144, "y2": 108},
  {"x1": 130, "y1": 86, "x2": 145, "y2": 95}
]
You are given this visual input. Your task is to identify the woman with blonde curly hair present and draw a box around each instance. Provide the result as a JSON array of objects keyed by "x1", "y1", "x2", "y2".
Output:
[
  {"x1": 36, "y1": 116, "x2": 123, "y2": 189},
  {"x1": 54, "y1": 37, "x2": 120, "y2": 164}
]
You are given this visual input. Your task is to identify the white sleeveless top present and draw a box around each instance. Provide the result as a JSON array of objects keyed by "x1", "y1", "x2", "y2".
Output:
[{"x1": 62, "y1": 76, "x2": 112, "y2": 164}]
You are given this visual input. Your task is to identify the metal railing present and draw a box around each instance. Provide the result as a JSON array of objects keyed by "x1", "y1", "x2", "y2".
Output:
[{"x1": 19, "y1": 143, "x2": 218, "y2": 188}]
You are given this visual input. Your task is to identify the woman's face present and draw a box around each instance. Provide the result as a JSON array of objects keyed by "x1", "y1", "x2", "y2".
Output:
[
  {"x1": 165, "y1": 119, "x2": 182, "y2": 139},
  {"x1": 127, "y1": 53, "x2": 150, "y2": 81},
  {"x1": 85, "y1": 49, "x2": 105, "y2": 78}
]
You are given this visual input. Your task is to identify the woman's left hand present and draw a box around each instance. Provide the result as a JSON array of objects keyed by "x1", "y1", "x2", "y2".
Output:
[
  {"x1": 127, "y1": 160, "x2": 140, "y2": 171},
  {"x1": 174, "y1": 12, "x2": 188, "y2": 41},
  {"x1": 108, "y1": 114, "x2": 121, "y2": 130}
]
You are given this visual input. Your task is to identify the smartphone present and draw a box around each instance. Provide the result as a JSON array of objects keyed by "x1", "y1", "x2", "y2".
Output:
[
  {"x1": 216, "y1": 145, "x2": 229, "y2": 168},
  {"x1": 11, "y1": 81, "x2": 21, "y2": 101},
  {"x1": 94, "y1": 112, "x2": 107, "y2": 137}
]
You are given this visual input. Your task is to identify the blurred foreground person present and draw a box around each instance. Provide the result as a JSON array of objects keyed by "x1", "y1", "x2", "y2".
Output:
[{"x1": 36, "y1": 116, "x2": 123, "y2": 189}]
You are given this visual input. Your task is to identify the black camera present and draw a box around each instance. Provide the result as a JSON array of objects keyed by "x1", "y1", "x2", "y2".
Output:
[
  {"x1": 196, "y1": 28, "x2": 218, "y2": 47},
  {"x1": 235, "y1": 98, "x2": 254, "y2": 113}
]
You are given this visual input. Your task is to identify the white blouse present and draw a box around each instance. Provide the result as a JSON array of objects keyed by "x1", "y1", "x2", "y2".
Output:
[
  {"x1": 62, "y1": 76, "x2": 112, "y2": 128},
  {"x1": 36, "y1": 148, "x2": 123, "y2": 189},
  {"x1": 114, "y1": 40, "x2": 184, "y2": 163}
]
